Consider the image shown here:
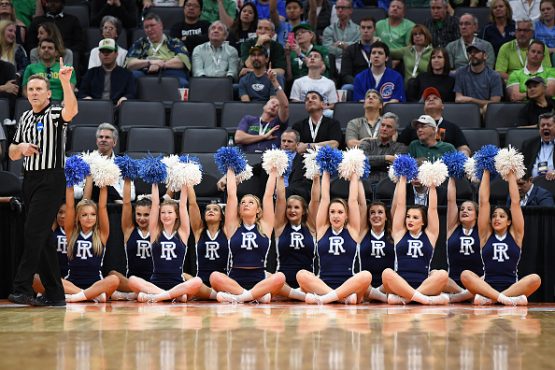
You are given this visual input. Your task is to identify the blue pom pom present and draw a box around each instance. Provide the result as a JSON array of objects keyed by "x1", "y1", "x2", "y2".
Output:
[
  {"x1": 114, "y1": 155, "x2": 139, "y2": 180},
  {"x1": 214, "y1": 147, "x2": 247, "y2": 175},
  {"x1": 138, "y1": 155, "x2": 167, "y2": 184},
  {"x1": 362, "y1": 158, "x2": 371, "y2": 180},
  {"x1": 65, "y1": 155, "x2": 90, "y2": 187},
  {"x1": 393, "y1": 154, "x2": 418, "y2": 181},
  {"x1": 315, "y1": 146, "x2": 343, "y2": 176},
  {"x1": 474, "y1": 144, "x2": 499, "y2": 180},
  {"x1": 442, "y1": 151, "x2": 467, "y2": 179},
  {"x1": 179, "y1": 154, "x2": 203, "y2": 172}
]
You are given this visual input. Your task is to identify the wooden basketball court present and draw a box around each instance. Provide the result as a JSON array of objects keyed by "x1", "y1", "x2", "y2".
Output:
[{"x1": 0, "y1": 301, "x2": 552, "y2": 369}]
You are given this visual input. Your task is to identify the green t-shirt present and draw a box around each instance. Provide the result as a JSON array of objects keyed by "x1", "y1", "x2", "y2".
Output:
[
  {"x1": 23, "y1": 62, "x2": 77, "y2": 101},
  {"x1": 200, "y1": 0, "x2": 237, "y2": 24},
  {"x1": 375, "y1": 18, "x2": 415, "y2": 50},
  {"x1": 495, "y1": 40, "x2": 552, "y2": 76},
  {"x1": 408, "y1": 140, "x2": 456, "y2": 161},
  {"x1": 507, "y1": 66, "x2": 555, "y2": 93},
  {"x1": 13, "y1": 0, "x2": 35, "y2": 27}
]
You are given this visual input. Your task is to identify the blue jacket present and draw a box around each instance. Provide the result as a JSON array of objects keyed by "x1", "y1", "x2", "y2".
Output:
[
  {"x1": 506, "y1": 185, "x2": 555, "y2": 207},
  {"x1": 78, "y1": 66, "x2": 136, "y2": 103},
  {"x1": 353, "y1": 67, "x2": 406, "y2": 102}
]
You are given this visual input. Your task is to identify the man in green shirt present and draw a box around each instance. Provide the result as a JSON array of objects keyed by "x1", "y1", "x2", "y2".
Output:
[
  {"x1": 375, "y1": 0, "x2": 415, "y2": 50},
  {"x1": 408, "y1": 114, "x2": 455, "y2": 161},
  {"x1": 22, "y1": 38, "x2": 76, "y2": 101},
  {"x1": 200, "y1": 0, "x2": 236, "y2": 28}
]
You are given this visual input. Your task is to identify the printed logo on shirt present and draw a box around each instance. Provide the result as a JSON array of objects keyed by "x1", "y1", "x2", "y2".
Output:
[
  {"x1": 252, "y1": 83, "x2": 266, "y2": 92},
  {"x1": 379, "y1": 82, "x2": 395, "y2": 100}
]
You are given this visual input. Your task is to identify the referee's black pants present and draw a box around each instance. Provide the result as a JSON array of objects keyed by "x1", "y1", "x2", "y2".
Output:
[{"x1": 12, "y1": 169, "x2": 66, "y2": 300}]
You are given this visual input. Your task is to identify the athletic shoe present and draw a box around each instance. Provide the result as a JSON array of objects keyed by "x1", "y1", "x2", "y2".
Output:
[
  {"x1": 429, "y1": 293, "x2": 450, "y2": 305},
  {"x1": 387, "y1": 294, "x2": 408, "y2": 305},
  {"x1": 505, "y1": 295, "x2": 528, "y2": 306},
  {"x1": 8, "y1": 293, "x2": 34, "y2": 305},
  {"x1": 305, "y1": 293, "x2": 324, "y2": 305},
  {"x1": 216, "y1": 292, "x2": 242, "y2": 304},
  {"x1": 137, "y1": 292, "x2": 156, "y2": 303},
  {"x1": 30, "y1": 295, "x2": 66, "y2": 307},
  {"x1": 92, "y1": 293, "x2": 107, "y2": 303},
  {"x1": 174, "y1": 294, "x2": 188, "y2": 303},
  {"x1": 473, "y1": 294, "x2": 493, "y2": 305},
  {"x1": 341, "y1": 293, "x2": 357, "y2": 305},
  {"x1": 111, "y1": 291, "x2": 137, "y2": 301},
  {"x1": 256, "y1": 293, "x2": 271, "y2": 304}
]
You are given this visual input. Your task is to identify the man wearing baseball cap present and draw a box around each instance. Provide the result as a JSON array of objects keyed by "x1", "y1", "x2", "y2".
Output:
[
  {"x1": 454, "y1": 41, "x2": 503, "y2": 112},
  {"x1": 78, "y1": 38, "x2": 136, "y2": 106},
  {"x1": 408, "y1": 114, "x2": 456, "y2": 161},
  {"x1": 518, "y1": 76, "x2": 555, "y2": 127},
  {"x1": 398, "y1": 87, "x2": 471, "y2": 156}
]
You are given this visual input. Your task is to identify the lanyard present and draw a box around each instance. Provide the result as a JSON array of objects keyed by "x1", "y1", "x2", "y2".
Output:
[
  {"x1": 361, "y1": 47, "x2": 371, "y2": 68},
  {"x1": 309, "y1": 116, "x2": 322, "y2": 142},
  {"x1": 461, "y1": 37, "x2": 475, "y2": 62},
  {"x1": 364, "y1": 117, "x2": 381, "y2": 138},
  {"x1": 259, "y1": 118, "x2": 271, "y2": 136},
  {"x1": 210, "y1": 45, "x2": 222, "y2": 67},
  {"x1": 149, "y1": 38, "x2": 164, "y2": 57},
  {"x1": 515, "y1": 40, "x2": 532, "y2": 68}
]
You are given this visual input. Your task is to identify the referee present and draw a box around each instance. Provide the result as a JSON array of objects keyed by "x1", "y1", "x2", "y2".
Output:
[{"x1": 8, "y1": 57, "x2": 78, "y2": 306}]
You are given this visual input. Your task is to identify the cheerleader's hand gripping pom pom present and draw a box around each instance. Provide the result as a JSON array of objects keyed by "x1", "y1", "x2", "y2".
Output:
[
  {"x1": 214, "y1": 146, "x2": 247, "y2": 175},
  {"x1": 303, "y1": 147, "x2": 320, "y2": 180},
  {"x1": 388, "y1": 165, "x2": 398, "y2": 183},
  {"x1": 90, "y1": 155, "x2": 120, "y2": 188},
  {"x1": 474, "y1": 144, "x2": 499, "y2": 179},
  {"x1": 236, "y1": 165, "x2": 253, "y2": 183},
  {"x1": 418, "y1": 160, "x2": 448, "y2": 187},
  {"x1": 138, "y1": 155, "x2": 167, "y2": 184},
  {"x1": 315, "y1": 146, "x2": 343, "y2": 177},
  {"x1": 338, "y1": 147, "x2": 368, "y2": 179},
  {"x1": 495, "y1": 146, "x2": 526, "y2": 181},
  {"x1": 262, "y1": 148, "x2": 290, "y2": 176},
  {"x1": 65, "y1": 155, "x2": 90, "y2": 187},
  {"x1": 392, "y1": 154, "x2": 418, "y2": 181},
  {"x1": 464, "y1": 157, "x2": 479, "y2": 183},
  {"x1": 114, "y1": 155, "x2": 139, "y2": 180},
  {"x1": 442, "y1": 151, "x2": 467, "y2": 179}
]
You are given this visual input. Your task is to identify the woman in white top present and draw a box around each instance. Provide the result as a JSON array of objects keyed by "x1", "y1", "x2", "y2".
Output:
[{"x1": 88, "y1": 15, "x2": 128, "y2": 68}]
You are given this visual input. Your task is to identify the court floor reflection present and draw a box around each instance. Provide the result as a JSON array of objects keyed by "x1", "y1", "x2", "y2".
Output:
[{"x1": 0, "y1": 303, "x2": 552, "y2": 370}]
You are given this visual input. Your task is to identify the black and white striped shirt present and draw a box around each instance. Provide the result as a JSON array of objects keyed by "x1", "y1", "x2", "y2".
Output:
[{"x1": 12, "y1": 104, "x2": 68, "y2": 171}]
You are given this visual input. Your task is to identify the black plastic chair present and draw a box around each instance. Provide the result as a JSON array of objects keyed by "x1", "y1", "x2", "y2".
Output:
[
  {"x1": 72, "y1": 100, "x2": 114, "y2": 126},
  {"x1": 126, "y1": 127, "x2": 175, "y2": 155},
  {"x1": 504, "y1": 128, "x2": 538, "y2": 150},
  {"x1": 137, "y1": 77, "x2": 181, "y2": 102},
  {"x1": 65, "y1": 4, "x2": 90, "y2": 28},
  {"x1": 484, "y1": 103, "x2": 527, "y2": 129},
  {"x1": 220, "y1": 102, "x2": 265, "y2": 130},
  {"x1": 69, "y1": 126, "x2": 104, "y2": 153},
  {"x1": 170, "y1": 102, "x2": 217, "y2": 131},
  {"x1": 443, "y1": 103, "x2": 481, "y2": 128},
  {"x1": 461, "y1": 129, "x2": 500, "y2": 154},
  {"x1": 333, "y1": 102, "x2": 364, "y2": 130},
  {"x1": 188, "y1": 77, "x2": 234, "y2": 103},
  {"x1": 181, "y1": 127, "x2": 228, "y2": 153},
  {"x1": 383, "y1": 103, "x2": 424, "y2": 129},
  {"x1": 118, "y1": 101, "x2": 166, "y2": 131}
]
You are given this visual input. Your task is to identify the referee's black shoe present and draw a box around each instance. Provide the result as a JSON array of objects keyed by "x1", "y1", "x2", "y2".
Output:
[
  {"x1": 8, "y1": 293, "x2": 34, "y2": 305},
  {"x1": 30, "y1": 296, "x2": 66, "y2": 307}
]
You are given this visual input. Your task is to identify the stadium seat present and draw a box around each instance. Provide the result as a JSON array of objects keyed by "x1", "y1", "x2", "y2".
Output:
[
  {"x1": 455, "y1": 177, "x2": 475, "y2": 202},
  {"x1": 118, "y1": 101, "x2": 166, "y2": 131},
  {"x1": 461, "y1": 129, "x2": 500, "y2": 153},
  {"x1": 65, "y1": 4, "x2": 90, "y2": 28},
  {"x1": 333, "y1": 102, "x2": 364, "y2": 130},
  {"x1": 490, "y1": 177, "x2": 509, "y2": 206},
  {"x1": 484, "y1": 103, "x2": 526, "y2": 129},
  {"x1": 374, "y1": 177, "x2": 395, "y2": 204},
  {"x1": 145, "y1": 7, "x2": 183, "y2": 29},
  {"x1": 188, "y1": 77, "x2": 234, "y2": 103},
  {"x1": 72, "y1": 100, "x2": 114, "y2": 126},
  {"x1": 14, "y1": 98, "x2": 31, "y2": 122},
  {"x1": 289, "y1": 103, "x2": 308, "y2": 125},
  {"x1": 0, "y1": 171, "x2": 22, "y2": 197},
  {"x1": 181, "y1": 127, "x2": 228, "y2": 153},
  {"x1": 87, "y1": 27, "x2": 128, "y2": 50},
  {"x1": 126, "y1": 127, "x2": 175, "y2": 155},
  {"x1": 220, "y1": 102, "x2": 265, "y2": 130},
  {"x1": 137, "y1": 77, "x2": 181, "y2": 102},
  {"x1": 70, "y1": 125, "x2": 113, "y2": 153},
  {"x1": 533, "y1": 176, "x2": 555, "y2": 200},
  {"x1": 170, "y1": 101, "x2": 217, "y2": 130},
  {"x1": 351, "y1": 7, "x2": 387, "y2": 24},
  {"x1": 406, "y1": 8, "x2": 430, "y2": 24},
  {"x1": 0, "y1": 99, "x2": 9, "y2": 121},
  {"x1": 443, "y1": 103, "x2": 481, "y2": 128},
  {"x1": 504, "y1": 128, "x2": 538, "y2": 150},
  {"x1": 383, "y1": 103, "x2": 423, "y2": 128},
  {"x1": 330, "y1": 177, "x2": 373, "y2": 200},
  {"x1": 189, "y1": 153, "x2": 224, "y2": 199},
  {"x1": 454, "y1": 7, "x2": 491, "y2": 31}
]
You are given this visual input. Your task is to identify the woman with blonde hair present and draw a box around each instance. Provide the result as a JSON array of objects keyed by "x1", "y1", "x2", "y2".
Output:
[
  {"x1": 481, "y1": 0, "x2": 516, "y2": 55},
  {"x1": 0, "y1": 19, "x2": 28, "y2": 75}
]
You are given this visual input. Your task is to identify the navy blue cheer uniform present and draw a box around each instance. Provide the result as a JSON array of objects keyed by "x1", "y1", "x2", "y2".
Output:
[
  {"x1": 196, "y1": 229, "x2": 229, "y2": 285},
  {"x1": 447, "y1": 226, "x2": 483, "y2": 285},
  {"x1": 482, "y1": 233, "x2": 521, "y2": 292},
  {"x1": 150, "y1": 231, "x2": 187, "y2": 290},
  {"x1": 394, "y1": 231, "x2": 434, "y2": 289},
  {"x1": 66, "y1": 231, "x2": 104, "y2": 289},
  {"x1": 360, "y1": 230, "x2": 395, "y2": 287},
  {"x1": 228, "y1": 224, "x2": 270, "y2": 290},
  {"x1": 53, "y1": 226, "x2": 68, "y2": 278},
  {"x1": 276, "y1": 223, "x2": 316, "y2": 288},
  {"x1": 317, "y1": 227, "x2": 360, "y2": 289},
  {"x1": 125, "y1": 228, "x2": 153, "y2": 281}
]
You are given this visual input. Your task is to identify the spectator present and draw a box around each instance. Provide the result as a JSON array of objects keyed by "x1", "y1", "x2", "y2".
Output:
[
  {"x1": 322, "y1": 0, "x2": 360, "y2": 73},
  {"x1": 390, "y1": 24, "x2": 433, "y2": 85},
  {"x1": 78, "y1": 39, "x2": 136, "y2": 107},
  {"x1": 518, "y1": 76, "x2": 555, "y2": 127},
  {"x1": 454, "y1": 42, "x2": 503, "y2": 112},
  {"x1": 200, "y1": 0, "x2": 236, "y2": 28},
  {"x1": 446, "y1": 13, "x2": 495, "y2": 69},
  {"x1": 239, "y1": 45, "x2": 277, "y2": 102},
  {"x1": 534, "y1": 0, "x2": 555, "y2": 63},
  {"x1": 408, "y1": 114, "x2": 456, "y2": 161},
  {"x1": 305, "y1": 0, "x2": 333, "y2": 37},
  {"x1": 398, "y1": 87, "x2": 471, "y2": 156},
  {"x1": 507, "y1": 172, "x2": 554, "y2": 206},
  {"x1": 292, "y1": 90, "x2": 342, "y2": 153},
  {"x1": 408, "y1": 47, "x2": 455, "y2": 102},
  {"x1": 126, "y1": 13, "x2": 191, "y2": 88},
  {"x1": 192, "y1": 21, "x2": 239, "y2": 80},
  {"x1": 142, "y1": 0, "x2": 181, "y2": 7},
  {"x1": 240, "y1": 19, "x2": 287, "y2": 81},
  {"x1": 0, "y1": 20, "x2": 28, "y2": 76},
  {"x1": 170, "y1": 0, "x2": 210, "y2": 55},
  {"x1": 353, "y1": 41, "x2": 405, "y2": 103},
  {"x1": 0, "y1": 0, "x2": 26, "y2": 45},
  {"x1": 359, "y1": 111, "x2": 408, "y2": 185},
  {"x1": 290, "y1": 49, "x2": 337, "y2": 111},
  {"x1": 234, "y1": 69, "x2": 289, "y2": 153},
  {"x1": 26, "y1": 0, "x2": 85, "y2": 64},
  {"x1": 253, "y1": 0, "x2": 286, "y2": 21},
  {"x1": 345, "y1": 89, "x2": 383, "y2": 148},
  {"x1": 227, "y1": 3, "x2": 258, "y2": 52},
  {"x1": 510, "y1": 0, "x2": 540, "y2": 22},
  {"x1": 375, "y1": 0, "x2": 415, "y2": 50},
  {"x1": 340, "y1": 17, "x2": 380, "y2": 93},
  {"x1": 507, "y1": 40, "x2": 555, "y2": 102},
  {"x1": 88, "y1": 16, "x2": 128, "y2": 69},
  {"x1": 481, "y1": 0, "x2": 516, "y2": 56},
  {"x1": 29, "y1": 22, "x2": 72, "y2": 66},
  {"x1": 273, "y1": 0, "x2": 305, "y2": 46},
  {"x1": 22, "y1": 38, "x2": 76, "y2": 101},
  {"x1": 425, "y1": 0, "x2": 460, "y2": 48},
  {"x1": 12, "y1": 0, "x2": 38, "y2": 31},
  {"x1": 496, "y1": 18, "x2": 551, "y2": 81},
  {"x1": 285, "y1": 23, "x2": 330, "y2": 81},
  {"x1": 522, "y1": 111, "x2": 555, "y2": 179},
  {"x1": 0, "y1": 59, "x2": 17, "y2": 115},
  {"x1": 90, "y1": 0, "x2": 138, "y2": 29}
]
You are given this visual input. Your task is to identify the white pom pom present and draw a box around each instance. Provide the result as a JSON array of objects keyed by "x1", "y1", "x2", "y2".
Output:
[
  {"x1": 89, "y1": 155, "x2": 121, "y2": 187},
  {"x1": 494, "y1": 145, "x2": 526, "y2": 181},
  {"x1": 161, "y1": 154, "x2": 180, "y2": 168},
  {"x1": 237, "y1": 165, "x2": 253, "y2": 183},
  {"x1": 464, "y1": 157, "x2": 479, "y2": 183},
  {"x1": 418, "y1": 160, "x2": 448, "y2": 187},
  {"x1": 388, "y1": 165, "x2": 398, "y2": 183},
  {"x1": 81, "y1": 151, "x2": 103, "y2": 165},
  {"x1": 163, "y1": 155, "x2": 183, "y2": 192},
  {"x1": 338, "y1": 147, "x2": 366, "y2": 180},
  {"x1": 183, "y1": 162, "x2": 203, "y2": 186},
  {"x1": 262, "y1": 149, "x2": 290, "y2": 176},
  {"x1": 303, "y1": 147, "x2": 320, "y2": 179}
]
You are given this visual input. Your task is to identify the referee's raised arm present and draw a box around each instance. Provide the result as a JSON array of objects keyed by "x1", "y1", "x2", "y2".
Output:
[{"x1": 59, "y1": 57, "x2": 78, "y2": 122}]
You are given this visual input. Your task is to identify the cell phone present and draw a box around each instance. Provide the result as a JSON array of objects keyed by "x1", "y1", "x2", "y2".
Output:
[{"x1": 287, "y1": 32, "x2": 295, "y2": 46}]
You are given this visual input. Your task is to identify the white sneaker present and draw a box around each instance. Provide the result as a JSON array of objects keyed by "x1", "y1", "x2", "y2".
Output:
[
  {"x1": 92, "y1": 293, "x2": 106, "y2": 303},
  {"x1": 137, "y1": 292, "x2": 156, "y2": 303},
  {"x1": 505, "y1": 295, "x2": 528, "y2": 306},
  {"x1": 387, "y1": 294, "x2": 408, "y2": 305},
  {"x1": 174, "y1": 294, "x2": 188, "y2": 303},
  {"x1": 305, "y1": 293, "x2": 324, "y2": 305},
  {"x1": 256, "y1": 293, "x2": 271, "y2": 304},
  {"x1": 216, "y1": 292, "x2": 241, "y2": 304},
  {"x1": 448, "y1": 290, "x2": 474, "y2": 303},
  {"x1": 429, "y1": 293, "x2": 449, "y2": 305},
  {"x1": 473, "y1": 294, "x2": 493, "y2": 305},
  {"x1": 110, "y1": 291, "x2": 129, "y2": 301},
  {"x1": 341, "y1": 293, "x2": 357, "y2": 305}
]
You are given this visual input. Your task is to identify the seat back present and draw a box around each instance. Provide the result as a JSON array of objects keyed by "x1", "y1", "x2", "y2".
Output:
[
  {"x1": 70, "y1": 126, "x2": 115, "y2": 153},
  {"x1": 461, "y1": 129, "x2": 500, "y2": 153},
  {"x1": 484, "y1": 103, "x2": 526, "y2": 129},
  {"x1": 188, "y1": 77, "x2": 234, "y2": 103},
  {"x1": 288, "y1": 103, "x2": 308, "y2": 126},
  {"x1": 191, "y1": 153, "x2": 224, "y2": 198},
  {"x1": 405, "y1": 8, "x2": 430, "y2": 24},
  {"x1": 118, "y1": 101, "x2": 166, "y2": 130},
  {"x1": 145, "y1": 7, "x2": 183, "y2": 29},
  {"x1": 126, "y1": 127, "x2": 175, "y2": 155},
  {"x1": 383, "y1": 103, "x2": 424, "y2": 129},
  {"x1": 220, "y1": 102, "x2": 265, "y2": 129},
  {"x1": 170, "y1": 102, "x2": 217, "y2": 129},
  {"x1": 72, "y1": 100, "x2": 114, "y2": 126},
  {"x1": 137, "y1": 77, "x2": 181, "y2": 102},
  {"x1": 333, "y1": 102, "x2": 364, "y2": 130},
  {"x1": 64, "y1": 4, "x2": 90, "y2": 28},
  {"x1": 181, "y1": 128, "x2": 228, "y2": 153},
  {"x1": 533, "y1": 176, "x2": 555, "y2": 201},
  {"x1": 0, "y1": 99, "x2": 10, "y2": 121},
  {"x1": 490, "y1": 177, "x2": 509, "y2": 206},
  {"x1": 443, "y1": 103, "x2": 481, "y2": 128},
  {"x1": 504, "y1": 128, "x2": 538, "y2": 150},
  {"x1": 374, "y1": 177, "x2": 395, "y2": 204},
  {"x1": 351, "y1": 7, "x2": 387, "y2": 24}
]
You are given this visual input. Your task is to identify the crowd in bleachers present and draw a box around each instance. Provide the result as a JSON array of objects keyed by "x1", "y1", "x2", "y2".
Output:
[{"x1": 0, "y1": 0, "x2": 555, "y2": 204}]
